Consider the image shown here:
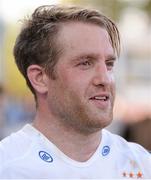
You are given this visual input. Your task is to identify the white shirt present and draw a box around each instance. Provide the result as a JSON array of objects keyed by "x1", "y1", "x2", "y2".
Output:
[{"x1": 0, "y1": 124, "x2": 151, "y2": 179}]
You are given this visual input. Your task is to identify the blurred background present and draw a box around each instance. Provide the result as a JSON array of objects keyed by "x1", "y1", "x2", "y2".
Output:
[{"x1": 0, "y1": 0, "x2": 151, "y2": 150}]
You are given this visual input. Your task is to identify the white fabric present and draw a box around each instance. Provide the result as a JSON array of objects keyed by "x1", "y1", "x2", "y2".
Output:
[{"x1": 0, "y1": 124, "x2": 151, "y2": 179}]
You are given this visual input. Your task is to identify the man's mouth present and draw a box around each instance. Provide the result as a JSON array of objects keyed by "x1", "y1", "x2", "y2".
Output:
[
  {"x1": 89, "y1": 94, "x2": 110, "y2": 109},
  {"x1": 90, "y1": 96, "x2": 109, "y2": 101}
]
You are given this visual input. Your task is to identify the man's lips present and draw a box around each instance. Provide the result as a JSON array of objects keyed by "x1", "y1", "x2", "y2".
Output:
[
  {"x1": 89, "y1": 93, "x2": 110, "y2": 109},
  {"x1": 89, "y1": 94, "x2": 110, "y2": 101}
]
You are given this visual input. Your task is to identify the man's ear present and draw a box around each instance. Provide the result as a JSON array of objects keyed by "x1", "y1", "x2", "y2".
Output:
[{"x1": 27, "y1": 65, "x2": 48, "y2": 94}]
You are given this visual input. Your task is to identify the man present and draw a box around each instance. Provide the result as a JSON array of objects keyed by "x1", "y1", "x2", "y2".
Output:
[{"x1": 0, "y1": 5, "x2": 150, "y2": 179}]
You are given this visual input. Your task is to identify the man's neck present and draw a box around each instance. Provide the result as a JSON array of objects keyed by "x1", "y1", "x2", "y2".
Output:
[{"x1": 33, "y1": 112, "x2": 102, "y2": 162}]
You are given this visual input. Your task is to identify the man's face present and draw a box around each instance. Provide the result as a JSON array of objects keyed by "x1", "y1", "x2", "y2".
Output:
[{"x1": 47, "y1": 22, "x2": 116, "y2": 134}]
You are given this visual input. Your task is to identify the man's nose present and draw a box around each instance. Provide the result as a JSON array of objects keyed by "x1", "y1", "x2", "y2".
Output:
[{"x1": 92, "y1": 63, "x2": 112, "y2": 87}]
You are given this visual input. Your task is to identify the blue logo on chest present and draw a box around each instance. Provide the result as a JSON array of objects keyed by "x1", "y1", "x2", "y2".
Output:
[
  {"x1": 102, "y1": 145, "x2": 110, "y2": 156},
  {"x1": 39, "y1": 151, "x2": 53, "y2": 163}
]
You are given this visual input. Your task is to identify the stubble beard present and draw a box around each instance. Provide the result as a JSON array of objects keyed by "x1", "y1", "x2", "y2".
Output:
[{"x1": 50, "y1": 92, "x2": 114, "y2": 135}]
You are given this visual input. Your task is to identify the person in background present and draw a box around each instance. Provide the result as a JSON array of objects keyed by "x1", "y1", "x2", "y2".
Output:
[{"x1": 0, "y1": 4, "x2": 150, "y2": 179}]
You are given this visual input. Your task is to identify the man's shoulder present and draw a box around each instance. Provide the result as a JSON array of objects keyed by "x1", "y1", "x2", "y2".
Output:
[
  {"x1": 0, "y1": 125, "x2": 34, "y2": 169},
  {"x1": 103, "y1": 129, "x2": 151, "y2": 178},
  {"x1": 103, "y1": 129, "x2": 151, "y2": 157},
  {"x1": 0, "y1": 127, "x2": 28, "y2": 150}
]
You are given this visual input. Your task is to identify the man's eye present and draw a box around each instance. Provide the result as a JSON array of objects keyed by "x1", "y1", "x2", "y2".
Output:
[
  {"x1": 76, "y1": 60, "x2": 93, "y2": 70},
  {"x1": 78, "y1": 61, "x2": 92, "y2": 67},
  {"x1": 106, "y1": 61, "x2": 115, "y2": 70},
  {"x1": 80, "y1": 61, "x2": 91, "y2": 66},
  {"x1": 107, "y1": 62, "x2": 114, "y2": 66}
]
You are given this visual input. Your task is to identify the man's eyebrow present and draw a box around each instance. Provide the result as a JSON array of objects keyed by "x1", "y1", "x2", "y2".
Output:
[
  {"x1": 72, "y1": 53, "x2": 117, "y2": 62},
  {"x1": 71, "y1": 53, "x2": 100, "y2": 62},
  {"x1": 105, "y1": 54, "x2": 117, "y2": 61}
]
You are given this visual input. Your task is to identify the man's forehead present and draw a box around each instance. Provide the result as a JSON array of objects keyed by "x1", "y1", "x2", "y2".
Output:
[
  {"x1": 58, "y1": 21, "x2": 110, "y2": 46},
  {"x1": 59, "y1": 21, "x2": 106, "y2": 33},
  {"x1": 56, "y1": 22, "x2": 115, "y2": 62},
  {"x1": 56, "y1": 21, "x2": 119, "y2": 57}
]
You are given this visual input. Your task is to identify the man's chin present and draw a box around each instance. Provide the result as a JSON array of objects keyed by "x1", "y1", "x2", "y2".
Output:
[{"x1": 80, "y1": 117, "x2": 112, "y2": 134}]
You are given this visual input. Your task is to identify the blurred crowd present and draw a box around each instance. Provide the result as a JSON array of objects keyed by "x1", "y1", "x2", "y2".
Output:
[{"x1": 0, "y1": 85, "x2": 35, "y2": 139}]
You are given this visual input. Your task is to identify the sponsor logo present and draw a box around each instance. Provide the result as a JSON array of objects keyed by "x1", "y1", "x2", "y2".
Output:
[
  {"x1": 39, "y1": 151, "x2": 53, "y2": 163},
  {"x1": 102, "y1": 145, "x2": 110, "y2": 156}
]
